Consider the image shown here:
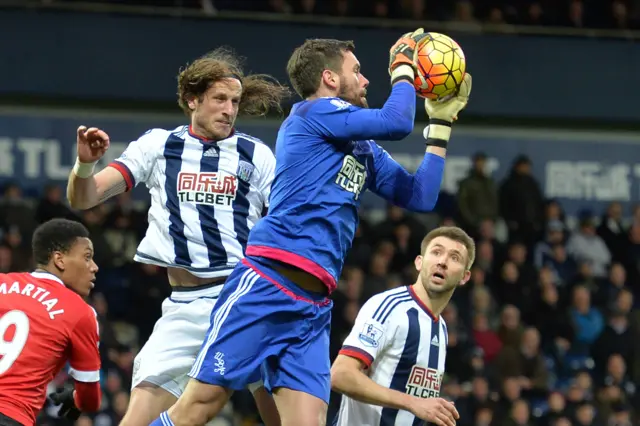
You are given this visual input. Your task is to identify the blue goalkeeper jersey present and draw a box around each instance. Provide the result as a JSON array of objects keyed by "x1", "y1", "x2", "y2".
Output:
[{"x1": 246, "y1": 82, "x2": 445, "y2": 292}]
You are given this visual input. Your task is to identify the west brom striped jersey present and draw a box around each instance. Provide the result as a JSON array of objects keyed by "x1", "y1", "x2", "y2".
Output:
[
  {"x1": 108, "y1": 125, "x2": 274, "y2": 278},
  {"x1": 336, "y1": 286, "x2": 448, "y2": 426}
]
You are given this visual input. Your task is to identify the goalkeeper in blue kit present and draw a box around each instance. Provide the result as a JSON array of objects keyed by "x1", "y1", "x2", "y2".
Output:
[{"x1": 150, "y1": 29, "x2": 472, "y2": 426}]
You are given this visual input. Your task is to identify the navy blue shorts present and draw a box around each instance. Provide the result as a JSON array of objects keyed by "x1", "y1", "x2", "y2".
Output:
[{"x1": 189, "y1": 257, "x2": 333, "y2": 403}]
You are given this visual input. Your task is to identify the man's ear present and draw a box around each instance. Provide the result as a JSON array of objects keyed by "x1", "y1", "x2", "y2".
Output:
[
  {"x1": 187, "y1": 95, "x2": 199, "y2": 111},
  {"x1": 52, "y1": 251, "x2": 65, "y2": 271},
  {"x1": 321, "y1": 69, "x2": 339, "y2": 91},
  {"x1": 459, "y1": 269, "x2": 471, "y2": 286},
  {"x1": 414, "y1": 255, "x2": 423, "y2": 272}
]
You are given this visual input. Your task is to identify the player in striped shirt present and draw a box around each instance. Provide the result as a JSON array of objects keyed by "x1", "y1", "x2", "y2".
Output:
[
  {"x1": 331, "y1": 226, "x2": 476, "y2": 426},
  {"x1": 65, "y1": 48, "x2": 288, "y2": 426}
]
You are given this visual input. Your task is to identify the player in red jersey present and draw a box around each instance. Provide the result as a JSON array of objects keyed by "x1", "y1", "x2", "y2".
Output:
[{"x1": 0, "y1": 218, "x2": 101, "y2": 426}]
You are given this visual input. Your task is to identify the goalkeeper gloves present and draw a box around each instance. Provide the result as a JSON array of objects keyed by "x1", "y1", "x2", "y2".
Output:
[
  {"x1": 49, "y1": 386, "x2": 82, "y2": 422},
  {"x1": 423, "y1": 73, "x2": 473, "y2": 148},
  {"x1": 388, "y1": 28, "x2": 428, "y2": 85}
]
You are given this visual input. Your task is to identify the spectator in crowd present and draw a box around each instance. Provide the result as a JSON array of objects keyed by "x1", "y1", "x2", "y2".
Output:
[
  {"x1": 456, "y1": 152, "x2": 499, "y2": 233},
  {"x1": 494, "y1": 327, "x2": 549, "y2": 399},
  {"x1": 499, "y1": 156, "x2": 546, "y2": 249},
  {"x1": 569, "y1": 285, "x2": 604, "y2": 355},
  {"x1": 567, "y1": 217, "x2": 612, "y2": 279},
  {"x1": 597, "y1": 201, "x2": 628, "y2": 264}
]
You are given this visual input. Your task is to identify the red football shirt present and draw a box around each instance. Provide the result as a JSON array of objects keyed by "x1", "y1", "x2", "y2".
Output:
[{"x1": 0, "y1": 271, "x2": 101, "y2": 426}]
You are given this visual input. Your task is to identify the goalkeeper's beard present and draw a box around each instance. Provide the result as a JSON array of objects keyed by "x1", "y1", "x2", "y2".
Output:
[{"x1": 339, "y1": 85, "x2": 368, "y2": 108}]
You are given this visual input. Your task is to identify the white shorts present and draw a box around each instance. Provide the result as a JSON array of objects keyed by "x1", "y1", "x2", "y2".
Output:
[{"x1": 131, "y1": 283, "x2": 262, "y2": 398}]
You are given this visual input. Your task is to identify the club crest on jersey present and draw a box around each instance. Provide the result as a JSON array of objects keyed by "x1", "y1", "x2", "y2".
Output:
[
  {"x1": 358, "y1": 320, "x2": 383, "y2": 348},
  {"x1": 236, "y1": 160, "x2": 255, "y2": 183},
  {"x1": 330, "y1": 99, "x2": 351, "y2": 110},
  {"x1": 336, "y1": 155, "x2": 367, "y2": 200},
  {"x1": 177, "y1": 171, "x2": 237, "y2": 206},
  {"x1": 406, "y1": 366, "x2": 443, "y2": 399}
]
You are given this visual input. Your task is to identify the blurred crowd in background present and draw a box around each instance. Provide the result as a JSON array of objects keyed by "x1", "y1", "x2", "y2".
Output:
[
  {"x1": 0, "y1": 153, "x2": 631, "y2": 426},
  {"x1": 45, "y1": 0, "x2": 640, "y2": 29}
]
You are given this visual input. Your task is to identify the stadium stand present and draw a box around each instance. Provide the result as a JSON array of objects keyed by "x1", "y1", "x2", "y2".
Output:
[{"x1": 49, "y1": 0, "x2": 640, "y2": 29}]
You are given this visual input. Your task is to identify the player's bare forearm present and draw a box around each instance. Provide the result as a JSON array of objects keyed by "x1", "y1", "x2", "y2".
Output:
[
  {"x1": 67, "y1": 167, "x2": 127, "y2": 210},
  {"x1": 67, "y1": 172, "x2": 98, "y2": 210},
  {"x1": 331, "y1": 355, "x2": 414, "y2": 412}
]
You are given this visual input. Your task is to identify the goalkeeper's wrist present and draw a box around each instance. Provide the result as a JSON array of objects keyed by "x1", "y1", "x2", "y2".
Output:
[
  {"x1": 423, "y1": 119, "x2": 452, "y2": 148},
  {"x1": 390, "y1": 64, "x2": 415, "y2": 85},
  {"x1": 73, "y1": 158, "x2": 97, "y2": 179}
]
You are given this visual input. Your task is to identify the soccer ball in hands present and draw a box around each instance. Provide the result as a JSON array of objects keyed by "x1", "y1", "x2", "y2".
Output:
[{"x1": 413, "y1": 32, "x2": 466, "y2": 100}]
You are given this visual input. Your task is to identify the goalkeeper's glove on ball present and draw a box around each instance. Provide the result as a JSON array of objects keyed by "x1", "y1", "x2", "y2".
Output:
[{"x1": 388, "y1": 28, "x2": 428, "y2": 85}]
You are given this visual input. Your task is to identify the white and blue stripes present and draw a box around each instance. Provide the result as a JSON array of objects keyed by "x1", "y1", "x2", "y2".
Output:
[
  {"x1": 114, "y1": 125, "x2": 274, "y2": 279},
  {"x1": 160, "y1": 411, "x2": 175, "y2": 426},
  {"x1": 148, "y1": 410, "x2": 175, "y2": 426},
  {"x1": 372, "y1": 287, "x2": 414, "y2": 324}
]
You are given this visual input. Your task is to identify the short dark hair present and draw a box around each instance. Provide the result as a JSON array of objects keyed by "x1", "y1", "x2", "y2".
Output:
[
  {"x1": 32, "y1": 218, "x2": 90, "y2": 265},
  {"x1": 420, "y1": 226, "x2": 476, "y2": 270},
  {"x1": 286, "y1": 39, "x2": 355, "y2": 99}
]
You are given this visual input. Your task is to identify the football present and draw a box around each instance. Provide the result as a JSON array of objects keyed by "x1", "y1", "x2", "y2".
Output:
[{"x1": 413, "y1": 32, "x2": 466, "y2": 100}]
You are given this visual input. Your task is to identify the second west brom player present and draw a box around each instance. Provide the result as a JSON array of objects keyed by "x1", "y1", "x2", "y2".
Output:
[{"x1": 331, "y1": 227, "x2": 475, "y2": 426}]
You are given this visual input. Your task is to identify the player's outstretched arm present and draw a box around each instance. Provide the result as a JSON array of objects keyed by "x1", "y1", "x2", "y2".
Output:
[
  {"x1": 303, "y1": 30, "x2": 430, "y2": 143},
  {"x1": 68, "y1": 126, "x2": 161, "y2": 209},
  {"x1": 331, "y1": 355, "x2": 459, "y2": 426},
  {"x1": 67, "y1": 126, "x2": 127, "y2": 209},
  {"x1": 67, "y1": 168, "x2": 127, "y2": 210},
  {"x1": 369, "y1": 74, "x2": 473, "y2": 212},
  {"x1": 306, "y1": 81, "x2": 416, "y2": 143}
]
